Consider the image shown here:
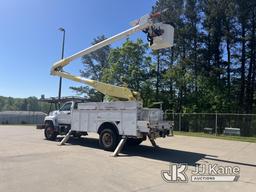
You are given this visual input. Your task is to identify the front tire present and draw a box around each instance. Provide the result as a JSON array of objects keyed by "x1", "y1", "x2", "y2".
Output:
[
  {"x1": 44, "y1": 123, "x2": 57, "y2": 141},
  {"x1": 99, "y1": 129, "x2": 118, "y2": 151}
]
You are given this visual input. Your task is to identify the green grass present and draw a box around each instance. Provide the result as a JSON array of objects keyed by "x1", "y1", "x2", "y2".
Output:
[{"x1": 173, "y1": 131, "x2": 256, "y2": 143}]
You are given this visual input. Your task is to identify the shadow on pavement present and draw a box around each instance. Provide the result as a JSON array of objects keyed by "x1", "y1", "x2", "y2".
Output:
[
  {"x1": 53, "y1": 136, "x2": 256, "y2": 168},
  {"x1": 65, "y1": 137, "x2": 212, "y2": 166},
  {"x1": 204, "y1": 156, "x2": 256, "y2": 168},
  {"x1": 50, "y1": 136, "x2": 256, "y2": 168}
]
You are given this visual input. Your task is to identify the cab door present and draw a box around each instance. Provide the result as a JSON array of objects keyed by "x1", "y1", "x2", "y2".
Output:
[{"x1": 57, "y1": 102, "x2": 73, "y2": 125}]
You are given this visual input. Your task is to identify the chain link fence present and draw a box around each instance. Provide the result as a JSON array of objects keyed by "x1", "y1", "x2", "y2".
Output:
[
  {"x1": 0, "y1": 111, "x2": 47, "y2": 125},
  {"x1": 165, "y1": 112, "x2": 256, "y2": 137},
  {"x1": 1, "y1": 110, "x2": 256, "y2": 137}
]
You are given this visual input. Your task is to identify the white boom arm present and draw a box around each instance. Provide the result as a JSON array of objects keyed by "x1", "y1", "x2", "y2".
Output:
[
  {"x1": 51, "y1": 12, "x2": 174, "y2": 100},
  {"x1": 51, "y1": 22, "x2": 150, "y2": 72}
]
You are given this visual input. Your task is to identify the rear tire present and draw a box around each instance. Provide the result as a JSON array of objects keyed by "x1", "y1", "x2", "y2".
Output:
[
  {"x1": 44, "y1": 122, "x2": 57, "y2": 141},
  {"x1": 99, "y1": 128, "x2": 118, "y2": 151}
]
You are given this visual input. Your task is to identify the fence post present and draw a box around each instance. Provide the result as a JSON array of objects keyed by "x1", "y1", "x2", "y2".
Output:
[
  {"x1": 179, "y1": 113, "x2": 181, "y2": 131},
  {"x1": 215, "y1": 112, "x2": 218, "y2": 136}
]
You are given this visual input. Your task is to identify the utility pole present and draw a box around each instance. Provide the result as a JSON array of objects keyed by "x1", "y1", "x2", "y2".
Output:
[
  {"x1": 58, "y1": 27, "x2": 65, "y2": 109},
  {"x1": 156, "y1": 50, "x2": 160, "y2": 99}
]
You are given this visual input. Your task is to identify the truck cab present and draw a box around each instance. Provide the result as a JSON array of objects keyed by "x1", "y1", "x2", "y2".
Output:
[
  {"x1": 55, "y1": 101, "x2": 73, "y2": 125},
  {"x1": 44, "y1": 101, "x2": 83, "y2": 140}
]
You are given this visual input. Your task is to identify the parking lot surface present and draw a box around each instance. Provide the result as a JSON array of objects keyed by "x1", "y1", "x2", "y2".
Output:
[{"x1": 0, "y1": 125, "x2": 255, "y2": 192}]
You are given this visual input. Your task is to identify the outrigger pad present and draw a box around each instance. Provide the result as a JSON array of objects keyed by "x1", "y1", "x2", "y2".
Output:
[
  {"x1": 148, "y1": 136, "x2": 159, "y2": 148},
  {"x1": 112, "y1": 137, "x2": 127, "y2": 157},
  {"x1": 59, "y1": 129, "x2": 72, "y2": 146}
]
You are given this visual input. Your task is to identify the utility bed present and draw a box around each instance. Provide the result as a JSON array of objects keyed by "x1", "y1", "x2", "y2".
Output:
[{"x1": 71, "y1": 101, "x2": 173, "y2": 138}]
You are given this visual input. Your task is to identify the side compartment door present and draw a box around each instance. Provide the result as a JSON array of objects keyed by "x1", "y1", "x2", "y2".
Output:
[{"x1": 122, "y1": 110, "x2": 137, "y2": 136}]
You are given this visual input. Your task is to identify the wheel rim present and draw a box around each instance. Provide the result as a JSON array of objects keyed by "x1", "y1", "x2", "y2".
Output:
[
  {"x1": 46, "y1": 127, "x2": 53, "y2": 138},
  {"x1": 102, "y1": 132, "x2": 113, "y2": 147}
]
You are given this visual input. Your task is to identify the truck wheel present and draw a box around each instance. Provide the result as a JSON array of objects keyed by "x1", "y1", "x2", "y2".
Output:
[
  {"x1": 99, "y1": 129, "x2": 118, "y2": 151},
  {"x1": 44, "y1": 123, "x2": 57, "y2": 141}
]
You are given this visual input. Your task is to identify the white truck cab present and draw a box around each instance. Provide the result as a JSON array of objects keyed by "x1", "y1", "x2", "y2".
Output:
[
  {"x1": 44, "y1": 101, "x2": 84, "y2": 140},
  {"x1": 55, "y1": 101, "x2": 73, "y2": 124}
]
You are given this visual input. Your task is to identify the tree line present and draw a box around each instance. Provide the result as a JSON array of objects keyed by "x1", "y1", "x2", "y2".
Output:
[
  {"x1": 0, "y1": 96, "x2": 50, "y2": 113},
  {"x1": 72, "y1": 0, "x2": 256, "y2": 113},
  {"x1": 2, "y1": 0, "x2": 255, "y2": 114}
]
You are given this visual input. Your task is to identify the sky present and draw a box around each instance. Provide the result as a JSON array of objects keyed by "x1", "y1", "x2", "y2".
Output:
[{"x1": 0, "y1": 0, "x2": 156, "y2": 98}]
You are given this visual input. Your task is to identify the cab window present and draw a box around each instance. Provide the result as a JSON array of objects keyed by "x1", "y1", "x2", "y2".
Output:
[
  {"x1": 60, "y1": 103, "x2": 72, "y2": 111},
  {"x1": 74, "y1": 102, "x2": 79, "y2": 109}
]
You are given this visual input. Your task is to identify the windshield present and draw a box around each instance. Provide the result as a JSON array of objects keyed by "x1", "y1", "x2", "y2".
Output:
[{"x1": 59, "y1": 102, "x2": 72, "y2": 111}]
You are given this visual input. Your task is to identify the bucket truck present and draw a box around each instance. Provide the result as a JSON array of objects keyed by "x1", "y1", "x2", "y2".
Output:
[{"x1": 44, "y1": 11, "x2": 174, "y2": 156}]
